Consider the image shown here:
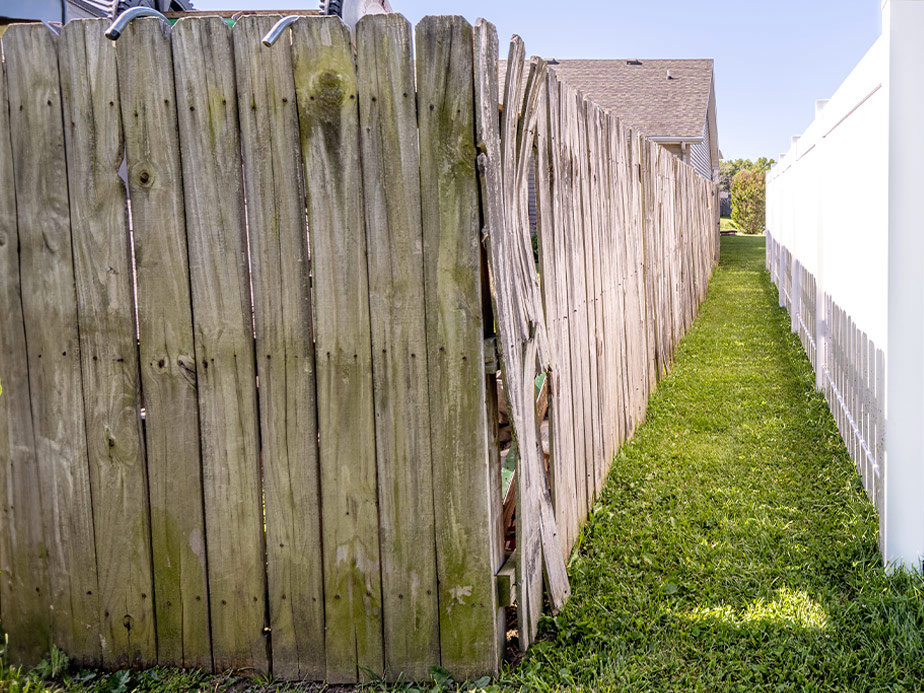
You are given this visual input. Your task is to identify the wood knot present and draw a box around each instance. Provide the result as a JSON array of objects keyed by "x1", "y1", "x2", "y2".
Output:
[{"x1": 138, "y1": 170, "x2": 152, "y2": 187}]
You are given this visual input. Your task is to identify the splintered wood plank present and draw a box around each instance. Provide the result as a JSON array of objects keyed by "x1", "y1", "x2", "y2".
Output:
[
  {"x1": 3, "y1": 22, "x2": 101, "y2": 666},
  {"x1": 171, "y1": 17, "x2": 267, "y2": 673},
  {"x1": 58, "y1": 19, "x2": 156, "y2": 668},
  {"x1": 115, "y1": 16, "x2": 211, "y2": 669},
  {"x1": 290, "y1": 16, "x2": 383, "y2": 683},
  {"x1": 0, "y1": 38, "x2": 50, "y2": 667},
  {"x1": 485, "y1": 36, "x2": 568, "y2": 649},
  {"x1": 355, "y1": 14, "x2": 439, "y2": 680},
  {"x1": 418, "y1": 15, "x2": 499, "y2": 679},
  {"x1": 499, "y1": 40, "x2": 545, "y2": 650},
  {"x1": 232, "y1": 15, "x2": 324, "y2": 681}
]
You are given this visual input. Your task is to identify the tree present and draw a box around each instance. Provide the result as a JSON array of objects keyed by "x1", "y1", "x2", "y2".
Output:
[
  {"x1": 730, "y1": 167, "x2": 767, "y2": 235},
  {"x1": 719, "y1": 157, "x2": 774, "y2": 194}
]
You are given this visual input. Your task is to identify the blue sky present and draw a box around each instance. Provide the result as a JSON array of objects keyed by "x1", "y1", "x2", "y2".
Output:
[{"x1": 195, "y1": 0, "x2": 883, "y2": 161}]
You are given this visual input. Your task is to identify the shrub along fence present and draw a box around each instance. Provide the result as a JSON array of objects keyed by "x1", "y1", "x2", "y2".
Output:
[{"x1": 0, "y1": 13, "x2": 718, "y2": 683}]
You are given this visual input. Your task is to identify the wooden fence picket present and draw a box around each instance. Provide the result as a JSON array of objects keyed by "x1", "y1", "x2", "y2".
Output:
[
  {"x1": 3, "y1": 23, "x2": 101, "y2": 665},
  {"x1": 0, "y1": 32, "x2": 49, "y2": 666},
  {"x1": 172, "y1": 17, "x2": 268, "y2": 672},
  {"x1": 115, "y1": 16, "x2": 212, "y2": 669},
  {"x1": 233, "y1": 15, "x2": 324, "y2": 680},
  {"x1": 291, "y1": 16, "x2": 382, "y2": 683},
  {"x1": 536, "y1": 70, "x2": 579, "y2": 556},
  {"x1": 355, "y1": 13, "x2": 440, "y2": 680},
  {"x1": 559, "y1": 82, "x2": 589, "y2": 527},
  {"x1": 59, "y1": 19, "x2": 156, "y2": 668},
  {"x1": 420, "y1": 15, "x2": 500, "y2": 678}
]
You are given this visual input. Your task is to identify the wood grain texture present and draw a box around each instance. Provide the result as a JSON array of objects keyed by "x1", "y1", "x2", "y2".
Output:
[
  {"x1": 232, "y1": 15, "x2": 324, "y2": 681},
  {"x1": 59, "y1": 19, "x2": 156, "y2": 668},
  {"x1": 418, "y1": 15, "x2": 499, "y2": 679},
  {"x1": 172, "y1": 17, "x2": 268, "y2": 673},
  {"x1": 566, "y1": 87, "x2": 596, "y2": 511},
  {"x1": 115, "y1": 16, "x2": 211, "y2": 669},
  {"x1": 290, "y1": 16, "x2": 383, "y2": 683},
  {"x1": 0, "y1": 36, "x2": 50, "y2": 667},
  {"x1": 355, "y1": 14, "x2": 439, "y2": 681},
  {"x1": 472, "y1": 20, "x2": 511, "y2": 666},
  {"x1": 558, "y1": 83, "x2": 589, "y2": 527},
  {"x1": 535, "y1": 70, "x2": 579, "y2": 557},
  {"x1": 3, "y1": 22, "x2": 101, "y2": 666}
]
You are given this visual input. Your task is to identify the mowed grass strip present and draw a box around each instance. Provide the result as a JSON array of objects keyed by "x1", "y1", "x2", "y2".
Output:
[{"x1": 502, "y1": 235, "x2": 924, "y2": 692}]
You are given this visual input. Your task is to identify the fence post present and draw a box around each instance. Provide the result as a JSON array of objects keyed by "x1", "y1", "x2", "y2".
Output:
[
  {"x1": 884, "y1": 0, "x2": 924, "y2": 570},
  {"x1": 814, "y1": 121, "x2": 826, "y2": 392}
]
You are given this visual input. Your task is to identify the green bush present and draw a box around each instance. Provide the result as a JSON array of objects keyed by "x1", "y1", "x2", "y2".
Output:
[{"x1": 731, "y1": 167, "x2": 767, "y2": 235}]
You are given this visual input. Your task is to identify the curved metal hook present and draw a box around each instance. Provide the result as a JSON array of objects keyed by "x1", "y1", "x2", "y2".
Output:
[
  {"x1": 105, "y1": 7, "x2": 170, "y2": 41},
  {"x1": 262, "y1": 15, "x2": 301, "y2": 47}
]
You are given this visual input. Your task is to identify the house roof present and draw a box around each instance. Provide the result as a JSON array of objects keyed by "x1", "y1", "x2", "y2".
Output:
[{"x1": 500, "y1": 58, "x2": 715, "y2": 141}]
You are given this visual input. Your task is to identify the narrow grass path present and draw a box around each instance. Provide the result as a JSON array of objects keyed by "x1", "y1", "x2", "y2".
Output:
[{"x1": 502, "y1": 236, "x2": 924, "y2": 692}]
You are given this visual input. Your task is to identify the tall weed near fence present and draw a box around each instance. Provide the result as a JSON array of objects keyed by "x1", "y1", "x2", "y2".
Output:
[{"x1": 0, "y1": 13, "x2": 718, "y2": 682}]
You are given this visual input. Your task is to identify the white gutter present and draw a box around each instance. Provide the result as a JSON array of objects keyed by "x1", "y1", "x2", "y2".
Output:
[{"x1": 648, "y1": 135, "x2": 704, "y2": 144}]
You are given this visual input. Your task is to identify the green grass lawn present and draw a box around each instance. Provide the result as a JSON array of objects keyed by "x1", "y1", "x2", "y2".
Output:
[
  {"x1": 499, "y1": 236, "x2": 924, "y2": 691},
  {"x1": 720, "y1": 216, "x2": 739, "y2": 232},
  {"x1": 4, "y1": 236, "x2": 924, "y2": 692}
]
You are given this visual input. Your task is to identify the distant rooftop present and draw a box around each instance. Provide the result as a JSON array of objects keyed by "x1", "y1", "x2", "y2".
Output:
[{"x1": 501, "y1": 58, "x2": 715, "y2": 140}]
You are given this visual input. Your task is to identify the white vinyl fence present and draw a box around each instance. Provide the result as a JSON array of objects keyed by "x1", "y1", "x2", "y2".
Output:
[{"x1": 766, "y1": 0, "x2": 924, "y2": 570}]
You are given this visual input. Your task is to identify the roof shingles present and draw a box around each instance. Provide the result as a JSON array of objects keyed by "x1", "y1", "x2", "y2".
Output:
[{"x1": 501, "y1": 58, "x2": 714, "y2": 140}]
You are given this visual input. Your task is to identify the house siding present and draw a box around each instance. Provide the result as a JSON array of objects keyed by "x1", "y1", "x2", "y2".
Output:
[{"x1": 690, "y1": 120, "x2": 713, "y2": 181}]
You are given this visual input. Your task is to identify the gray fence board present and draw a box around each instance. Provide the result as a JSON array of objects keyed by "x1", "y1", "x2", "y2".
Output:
[
  {"x1": 3, "y1": 22, "x2": 101, "y2": 665},
  {"x1": 59, "y1": 19, "x2": 156, "y2": 668},
  {"x1": 116, "y1": 16, "x2": 212, "y2": 669},
  {"x1": 233, "y1": 15, "x2": 325, "y2": 681},
  {"x1": 172, "y1": 17, "x2": 268, "y2": 673},
  {"x1": 356, "y1": 13, "x2": 441, "y2": 681},
  {"x1": 291, "y1": 16, "x2": 383, "y2": 683},
  {"x1": 0, "y1": 34, "x2": 49, "y2": 666},
  {"x1": 419, "y1": 15, "x2": 500, "y2": 679}
]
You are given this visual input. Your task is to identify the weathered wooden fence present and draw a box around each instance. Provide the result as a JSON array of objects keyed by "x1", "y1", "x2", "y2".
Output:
[
  {"x1": 0, "y1": 13, "x2": 718, "y2": 682},
  {"x1": 480, "y1": 28, "x2": 719, "y2": 649}
]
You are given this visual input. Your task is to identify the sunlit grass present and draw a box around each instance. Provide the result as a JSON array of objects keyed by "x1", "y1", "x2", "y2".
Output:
[
  {"x1": 678, "y1": 587, "x2": 829, "y2": 631},
  {"x1": 498, "y1": 236, "x2": 924, "y2": 692}
]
